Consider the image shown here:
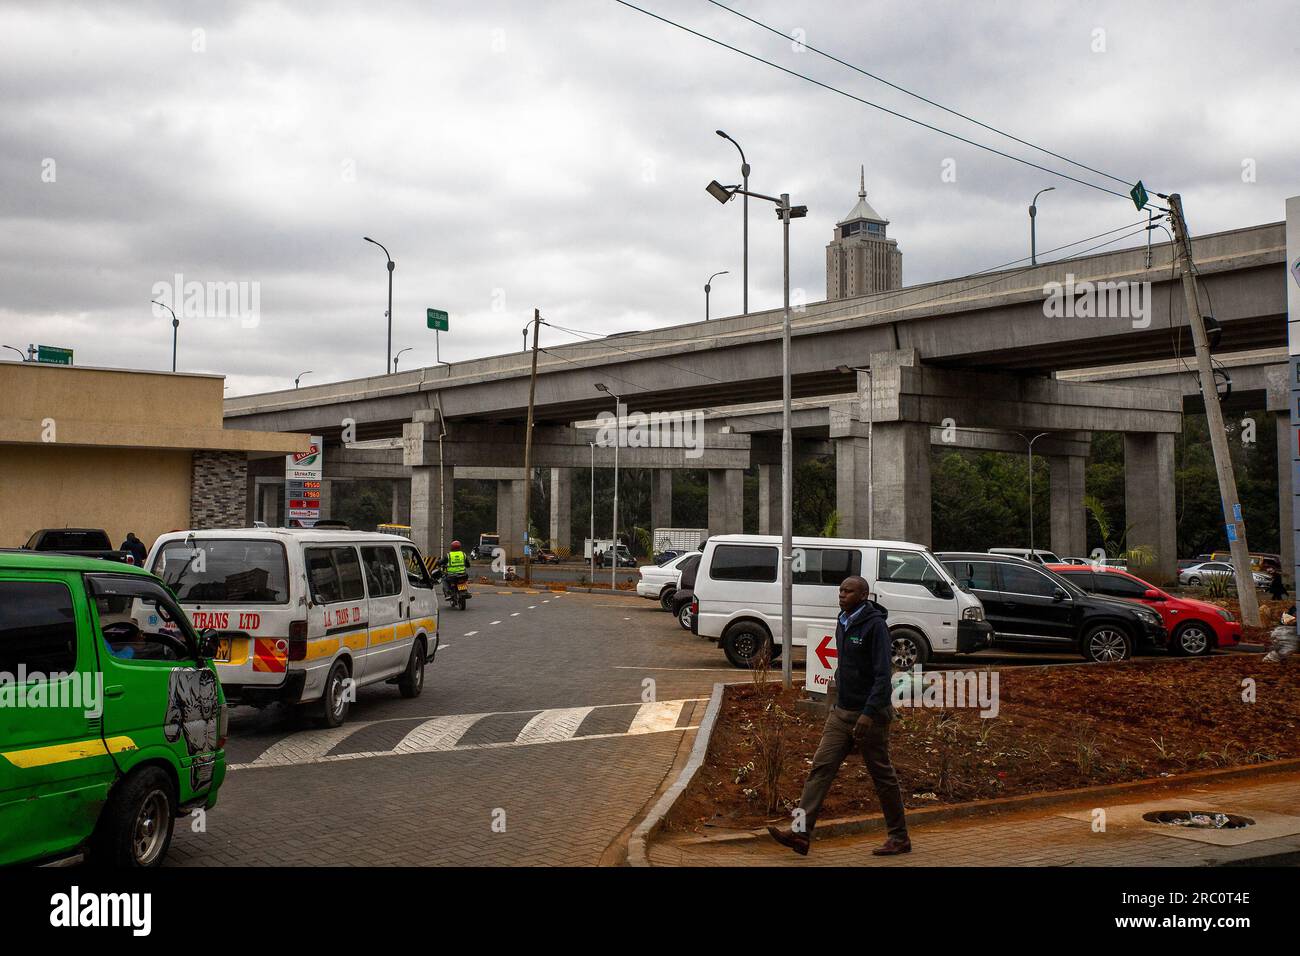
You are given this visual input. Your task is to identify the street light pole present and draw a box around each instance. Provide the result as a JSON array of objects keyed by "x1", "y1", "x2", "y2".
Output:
[
  {"x1": 1015, "y1": 432, "x2": 1050, "y2": 554},
  {"x1": 294, "y1": 370, "x2": 313, "y2": 389},
  {"x1": 2, "y1": 345, "x2": 27, "y2": 362},
  {"x1": 590, "y1": 441, "x2": 596, "y2": 585},
  {"x1": 716, "y1": 130, "x2": 749, "y2": 315},
  {"x1": 393, "y1": 348, "x2": 412, "y2": 373},
  {"x1": 151, "y1": 299, "x2": 179, "y2": 372},
  {"x1": 704, "y1": 270, "x2": 729, "y2": 321},
  {"x1": 1029, "y1": 187, "x2": 1055, "y2": 266},
  {"x1": 362, "y1": 237, "x2": 395, "y2": 374},
  {"x1": 596, "y1": 383, "x2": 621, "y2": 591}
]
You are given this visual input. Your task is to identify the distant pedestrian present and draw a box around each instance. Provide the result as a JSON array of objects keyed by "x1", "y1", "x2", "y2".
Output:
[
  {"x1": 1268, "y1": 568, "x2": 1286, "y2": 602},
  {"x1": 119, "y1": 532, "x2": 148, "y2": 568},
  {"x1": 767, "y1": 575, "x2": 910, "y2": 857}
]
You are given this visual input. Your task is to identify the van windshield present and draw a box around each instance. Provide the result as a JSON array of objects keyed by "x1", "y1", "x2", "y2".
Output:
[{"x1": 153, "y1": 539, "x2": 290, "y2": 604}]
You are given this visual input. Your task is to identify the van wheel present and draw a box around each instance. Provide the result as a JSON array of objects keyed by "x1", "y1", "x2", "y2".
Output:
[
  {"x1": 722, "y1": 621, "x2": 772, "y2": 668},
  {"x1": 890, "y1": 628, "x2": 930, "y2": 669},
  {"x1": 398, "y1": 640, "x2": 426, "y2": 698},
  {"x1": 659, "y1": 588, "x2": 676, "y2": 611},
  {"x1": 1082, "y1": 624, "x2": 1132, "y2": 663},
  {"x1": 1172, "y1": 622, "x2": 1212, "y2": 657},
  {"x1": 91, "y1": 766, "x2": 176, "y2": 867},
  {"x1": 318, "y1": 659, "x2": 352, "y2": 727}
]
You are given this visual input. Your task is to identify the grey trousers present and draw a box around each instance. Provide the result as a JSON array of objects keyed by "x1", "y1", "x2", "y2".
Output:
[{"x1": 796, "y1": 706, "x2": 908, "y2": 839}]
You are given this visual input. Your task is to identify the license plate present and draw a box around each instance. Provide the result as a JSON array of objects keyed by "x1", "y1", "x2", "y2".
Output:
[
  {"x1": 214, "y1": 637, "x2": 232, "y2": 662},
  {"x1": 457, "y1": 583, "x2": 468, "y2": 591}
]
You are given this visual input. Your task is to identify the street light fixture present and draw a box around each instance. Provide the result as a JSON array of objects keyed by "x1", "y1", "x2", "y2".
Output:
[
  {"x1": 362, "y1": 236, "x2": 395, "y2": 374},
  {"x1": 595, "y1": 382, "x2": 621, "y2": 591},
  {"x1": 716, "y1": 130, "x2": 750, "y2": 315},
  {"x1": 1029, "y1": 187, "x2": 1055, "y2": 266},
  {"x1": 393, "y1": 348, "x2": 413, "y2": 372},
  {"x1": 2, "y1": 345, "x2": 27, "y2": 362},
  {"x1": 705, "y1": 270, "x2": 729, "y2": 321},
  {"x1": 151, "y1": 299, "x2": 179, "y2": 372},
  {"x1": 295, "y1": 370, "x2": 313, "y2": 389},
  {"x1": 1013, "y1": 431, "x2": 1051, "y2": 555},
  {"x1": 706, "y1": 175, "x2": 806, "y2": 689},
  {"x1": 837, "y1": 364, "x2": 874, "y2": 538}
]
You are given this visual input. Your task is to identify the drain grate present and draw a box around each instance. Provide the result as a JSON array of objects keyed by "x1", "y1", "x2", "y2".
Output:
[{"x1": 1142, "y1": 810, "x2": 1255, "y2": 830}]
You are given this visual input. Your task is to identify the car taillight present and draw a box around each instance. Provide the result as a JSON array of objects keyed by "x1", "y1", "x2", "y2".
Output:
[
  {"x1": 287, "y1": 619, "x2": 308, "y2": 661},
  {"x1": 691, "y1": 598, "x2": 698, "y2": 614},
  {"x1": 217, "y1": 701, "x2": 229, "y2": 749}
]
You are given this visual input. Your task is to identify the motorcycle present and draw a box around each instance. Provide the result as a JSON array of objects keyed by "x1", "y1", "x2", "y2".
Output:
[{"x1": 431, "y1": 568, "x2": 470, "y2": 610}]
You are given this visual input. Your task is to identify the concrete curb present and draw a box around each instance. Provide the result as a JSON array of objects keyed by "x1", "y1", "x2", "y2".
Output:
[
  {"x1": 627, "y1": 681, "x2": 726, "y2": 867},
  {"x1": 673, "y1": 755, "x2": 1300, "y2": 849}
]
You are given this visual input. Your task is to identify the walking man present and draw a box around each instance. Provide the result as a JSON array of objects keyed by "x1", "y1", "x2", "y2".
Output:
[{"x1": 768, "y1": 575, "x2": 910, "y2": 856}]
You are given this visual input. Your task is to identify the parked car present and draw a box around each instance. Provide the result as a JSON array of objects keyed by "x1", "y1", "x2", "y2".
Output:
[
  {"x1": 21, "y1": 528, "x2": 134, "y2": 564},
  {"x1": 148, "y1": 529, "x2": 439, "y2": 726},
  {"x1": 987, "y1": 547, "x2": 1062, "y2": 565},
  {"x1": 1057, "y1": 557, "x2": 1091, "y2": 566},
  {"x1": 653, "y1": 549, "x2": 683, "y2": 565},
  {"x1": 1178, "y1": 561, "x2": 1270, "y2": 589},
  {"x1": 937, "y1": 552, "x2": 1166, "y2": 662},
  {"x1": 1046, "y1": 563, "x2": 1241, "y2": 656},
  {"x1": 636, "y1": 551, "x2": 699, "y2": 610},
  {"x1": 533, "y1": 549, "x2": 560, "y2": 564},
  {"x1": 0, "y1": 551, "x2": 228, "y2": 866},
  {"x1": 598, "y1": 548, "x2": 637, "y2": 568},
  {"x1": 671, "y1": 587, "x2": 696, "y2": 630},
  {"x1": 693, "y1": 535, "x2": 992, "y2": 668}
]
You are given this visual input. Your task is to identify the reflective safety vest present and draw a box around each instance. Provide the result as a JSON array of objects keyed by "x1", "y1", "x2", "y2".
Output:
[{"x1": 446, "y1": 550, "x2": 467, "y2": 574}]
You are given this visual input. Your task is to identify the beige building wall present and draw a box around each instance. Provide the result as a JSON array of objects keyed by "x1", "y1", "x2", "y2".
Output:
[{"x1": 0, "y1": 445, "x2": 192, "y2": 552}]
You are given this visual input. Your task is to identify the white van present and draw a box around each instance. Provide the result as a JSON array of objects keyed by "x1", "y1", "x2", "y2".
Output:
[
  {"x1": 987, "y1": 548, "x2": 1061, "y2": 565},
  {"x1": 693, "y1": 534, "x2": 991, "y2": 668},
  {"x1": 146, "y1": 529, "x2": 439, "y2": 727}
]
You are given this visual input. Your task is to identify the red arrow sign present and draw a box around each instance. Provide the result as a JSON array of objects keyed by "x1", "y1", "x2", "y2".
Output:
[{"x1": 815, "y1": 634, "x2": 838, "y2": 671}]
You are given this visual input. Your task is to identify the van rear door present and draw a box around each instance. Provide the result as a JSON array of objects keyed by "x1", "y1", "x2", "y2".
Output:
[{"x1": 360, "y1": 544, "x2": 407, "y2": 681}]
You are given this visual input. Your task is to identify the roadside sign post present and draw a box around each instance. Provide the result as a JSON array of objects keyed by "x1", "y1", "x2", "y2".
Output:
[
  {"x1": 427, "y1": 308, "x2": 449, "y2": 366},
  {"x1": 35, "y1": 345, "x2": 73, "y2": 366},
  {"x1": 804, "y1": 624, "x2": 837, "y2": 696},
  {"x1": 285, "y1": 435, "x2": 324, "y2": 527}
]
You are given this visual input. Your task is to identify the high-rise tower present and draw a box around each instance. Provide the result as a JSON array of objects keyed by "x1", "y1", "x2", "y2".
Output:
[{"x1": 826, "y1": 167, "x2": 902, "y2": 301}]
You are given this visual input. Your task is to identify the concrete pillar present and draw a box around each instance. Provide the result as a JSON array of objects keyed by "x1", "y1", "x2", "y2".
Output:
[
  {"x1": 650, "y1": 470, "x2": 673, "y2": 532},
  {"x1": 410, "y1": 468, "x2": 453, "y2": 558},
  {"x1": 549, "y1": 468, "x2": 572, "y2": 554},
  {"x1": 392, "y1": 479, "x2": 411, "y2": 525},
  {"x1": 870, "y1": 422, "x2": 931, "y2": 545},
  {"x1": 707, "y1": 469, "x2": 743, "y2": 536},
  {"x1": 1049, "y1": 456, "x2": 1088, "y2": 559},
  {"x1": 758, "y1": 463, "x2": 782, "y2": 535},
  {"x1": 497, "y1": 478, "x2": 526, "y2": 561},
  {"x1": 834, "y1": 435, "x2": 872, "y2": 539},
  {"x1": 1124, "y1": 432, "x2": 1177, "y2": 583},
  {"x1": 1279, "y1": 412, "x2": 1294, "y2": 578}
]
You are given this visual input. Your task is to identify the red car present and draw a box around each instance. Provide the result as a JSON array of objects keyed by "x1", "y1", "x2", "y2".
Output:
[{"x1": 1047, "y1": 564, "x2": 1241, "y2": 656}]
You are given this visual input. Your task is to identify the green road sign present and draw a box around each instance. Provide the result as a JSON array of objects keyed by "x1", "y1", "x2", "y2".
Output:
[
  {"x1": 1130, "y1": 181, "x2": 1149, "y2": 211},
  {"x1": 36, "y1": 345, "x2": 73, "y2": 365},
  {"x1": 427, "y1": 308, "x2": 449, "y2": 331}
]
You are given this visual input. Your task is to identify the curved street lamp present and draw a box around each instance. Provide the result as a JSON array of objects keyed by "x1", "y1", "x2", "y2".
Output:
[
  {"x1": 2, "y1": 345, "x2": 28, "y2": 362},
  {"x1": 151, "y1": 299, "x2": 179, "y2": 372},
  {"x1": 393, "y1": 347, "x2": 413, "y2": 372},
  {"x1": 715, "y1": 130, "x2": 749, "y2": 315},
  {"x1": 1029, "y1": 187, "x2": 1055, "y2": 265},
  {"x1": 363, "y1": 236, "x2": 395, "y2": 374},
  {"x1": 704, "y1": 270, "x2": 729, "y2": 321},
  {"x1": 295, "y1": 370, "x2": 313, "y2": 389}
]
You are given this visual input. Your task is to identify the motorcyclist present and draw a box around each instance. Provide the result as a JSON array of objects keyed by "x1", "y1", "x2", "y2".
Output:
[{"x1": 436, "y1": 540, "x2": 471, "y2": 602}]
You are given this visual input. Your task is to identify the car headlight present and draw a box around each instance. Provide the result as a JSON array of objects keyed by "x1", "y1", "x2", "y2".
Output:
[
  {"x1": 1217, "y1": 608, "x2": 1234, "y2": 622},
  {"x1": 1137, "y1": 609, "x2": 1161, "y2": 625},
  {"x1": 962, "y1": 606, "x2": 984, "y2": 621}
]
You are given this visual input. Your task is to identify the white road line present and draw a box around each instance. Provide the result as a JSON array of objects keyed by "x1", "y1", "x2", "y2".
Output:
[
  {"x1": 528, "y1": 605, "x2": 537, "y2": 609},
  {"x1": 249, "y1": 723, "x2": 369, "y2": 767},
  {"x1": 511, "y1": 612, "x2": 520, "y2": 617},
  {"x1": 627, "y1": 700, "x2": 686, "y2": 734},
  {"x1": 463, "y1": 630, "x2": 478, "y2": 636},
  {"x1": 542, "y1": 600, "x2": 550, "y2": 604},
  {"x1": 514, "y1": 706, "x2": 595, "y2": 744},
  {"x1": 392, "y1": 713, "x2": 485, "y2": 753},
  {"x1": 490, "y1": 620, "x2": 502, "y2": 625}
]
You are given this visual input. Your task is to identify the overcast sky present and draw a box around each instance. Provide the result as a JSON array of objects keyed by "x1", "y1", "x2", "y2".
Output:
[{"x1": 2, "y1": 0, "x2": 1297, "y2": 396}]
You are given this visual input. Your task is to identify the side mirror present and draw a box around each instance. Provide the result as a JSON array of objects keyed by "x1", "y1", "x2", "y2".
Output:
[
  {"x1": 198, "y1": 628, "x2": 222, "y2": 659},
  {"x1": 1143, "y1": 589, "x2": 1164, "y2": 601},
  {"x1": 932, "y1": 581, "x2": 954, "y2": 600},
  {"x1": 1052, "y1": 588, "x2": 1067, "y2": 602}
]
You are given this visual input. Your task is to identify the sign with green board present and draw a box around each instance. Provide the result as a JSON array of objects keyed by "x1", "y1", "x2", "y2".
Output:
[
  {"x1": 36, "y1": 345, "x2": 73, "y2": 365},
  {"x1": 1130, "y1": 181, "x2": 1149, "y2": 211},
  {"x1": 427, "y1": 308, "x2": 448, "y2": 331}
]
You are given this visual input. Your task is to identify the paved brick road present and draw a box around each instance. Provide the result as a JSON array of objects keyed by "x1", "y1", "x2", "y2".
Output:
[{"x1": 168, "y1": 588, "x2": 734, "y2": 866}]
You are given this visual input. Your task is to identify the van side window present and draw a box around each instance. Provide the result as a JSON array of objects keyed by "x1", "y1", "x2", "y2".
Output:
[
  {"x1": 87, "y1": 575, "x2": 195, "y2": 663},
  {"x1": 334, "y1": 548, "x2": 365, "y2": 601},
  {"x1": 305, "y1": 547, "x2": 365, "y2": 603},
  {"x1": 792, "y1": 548, "x2": 860, "y2": 586},
  {"x1": 361, "y1": 546, "x2": 403, "y2": 597},
  {"x1": 0, "y1": 581, "x2": 77, "y2": 674},
  {"x1": 709, "y1": 545, "x2": 778, "y2": 583},
  {"x1": 402, "y1": 546, "x2": 434, "y2": 590},
  {"x1": 878, "y1": 549, "x2": 946, "y2": 589}
]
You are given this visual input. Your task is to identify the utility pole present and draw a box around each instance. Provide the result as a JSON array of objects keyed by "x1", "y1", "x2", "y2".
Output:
[
  {"x1": 780, "y1": 193, "x2": 793, "y2": 691},
  {"x1": 520, "y1": 308, "x2": 541, "y2": 587},
  {"x1": 1166, "y1": 193, "x2": 1260, "y2": 627}
]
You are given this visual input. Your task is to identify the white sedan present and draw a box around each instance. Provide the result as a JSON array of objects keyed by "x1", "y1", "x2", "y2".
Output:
[
  {"x1": 635, "y1": 551, "x2": 697, "y2": 609},
  {"x1": 1178, "y1": 561, "x2": 1270, "y2": 588}
]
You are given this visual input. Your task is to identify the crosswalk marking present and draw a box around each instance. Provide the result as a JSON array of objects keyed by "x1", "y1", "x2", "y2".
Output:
[
  {"x1": 489, "y1": 620, "x2": 501, "y2": 625},
  {"x1": 393, "y1": 713, "x2": 485, "y2": 753},
  {"x1": 627, "y1": 700, "x2": 686, "y2": 734},
  {"x1": 515, "y1": 706, "x2": 594, "y2": 745},
  {"x1": 464, "y1": 630, "x2": 478, "y2": 636},
  {"x1": 250, "y1": 723, "x2": 369, "y2": 767}
]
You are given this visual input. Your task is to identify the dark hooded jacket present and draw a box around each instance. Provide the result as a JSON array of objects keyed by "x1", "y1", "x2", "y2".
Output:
[{"x1": 834, "y1": 598, "x2": 893, "y2": 717}]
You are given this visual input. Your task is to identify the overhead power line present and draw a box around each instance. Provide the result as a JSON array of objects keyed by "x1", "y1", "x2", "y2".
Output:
[{"x1": 610, "y1": 0, "x2": 1144, "y2": 204}]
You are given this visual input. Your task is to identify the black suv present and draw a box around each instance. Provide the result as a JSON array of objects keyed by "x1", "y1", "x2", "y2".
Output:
[{"x1": 936, "y1": 552, "x2": 1166, "y2": 662}]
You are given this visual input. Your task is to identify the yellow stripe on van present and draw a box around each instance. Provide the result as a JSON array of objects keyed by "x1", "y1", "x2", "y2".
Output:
[
  {"x1": 1, "y1": 735, "x2": 137, "y2": 769},
  {"x1": 394, "y1": 621, "x2": 414, "y2": 641},
  {"x1": 369, "y1": 626, "x2": 396, "y2": 646},
  {"x1": 341, "y1": 632, "x2": 367, "y2": 652},
  {"x1": 304, "y1": 637, "x2": 340, "y2": 661}
]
